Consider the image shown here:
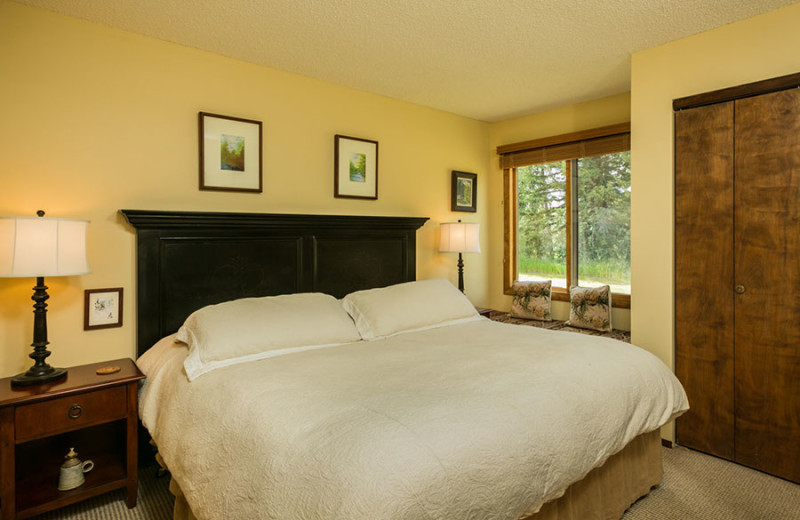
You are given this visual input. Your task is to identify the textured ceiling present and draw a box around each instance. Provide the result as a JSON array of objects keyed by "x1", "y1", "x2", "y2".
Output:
[{"x1": 14, "y1": 0, "x2": 798, "y2": 121}]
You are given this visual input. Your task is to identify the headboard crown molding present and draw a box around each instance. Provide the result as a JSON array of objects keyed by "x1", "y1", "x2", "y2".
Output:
[{"x1": 121, "y1": 209, "x2": 428, "y2": 231}]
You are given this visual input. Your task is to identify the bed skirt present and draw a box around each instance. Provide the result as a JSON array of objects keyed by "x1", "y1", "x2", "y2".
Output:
[
  {"x1": 167, "y1": 430, "x2": 662, "y2": 520},
  {"x1": 518, "y1": 429, "x2": 662, "y2": 520}
]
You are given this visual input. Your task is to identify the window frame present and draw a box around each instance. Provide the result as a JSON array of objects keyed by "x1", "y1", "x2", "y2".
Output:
[{"x1": 500, "y1": 124, "x2": 631, "y2": 309}]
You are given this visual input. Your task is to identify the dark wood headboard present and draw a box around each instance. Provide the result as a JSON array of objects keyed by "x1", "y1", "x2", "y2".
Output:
[{"x1": 121, "y1": 210, "x2": 429, "y2": 357}]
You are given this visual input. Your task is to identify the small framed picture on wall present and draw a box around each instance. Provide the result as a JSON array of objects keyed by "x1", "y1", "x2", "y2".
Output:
[
  {"x1": 451, "y1": 171, "x2": 477, "y2": 212},
  {"x1": 84, "y1": 288, "x2": 123, "y2": 330},
  {"x1": 334, "y1": 134, "x2": 379, "y2": 200},
  {"x1": 199, "y1": 112, "x2": 263, "y2": 193}
]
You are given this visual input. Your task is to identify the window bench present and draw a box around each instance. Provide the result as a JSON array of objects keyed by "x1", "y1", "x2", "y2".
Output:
[{"x1": 485, "y1": 311, "x2": 630, "y2": 343}]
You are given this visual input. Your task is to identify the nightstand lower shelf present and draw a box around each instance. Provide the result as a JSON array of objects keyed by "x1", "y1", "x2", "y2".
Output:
[
  {"x1": 16, "y1": 469, "x2": 127, "y2": 520},
  {"x1": 14, "y1": 421, "x2": 128, "y2": 518}
]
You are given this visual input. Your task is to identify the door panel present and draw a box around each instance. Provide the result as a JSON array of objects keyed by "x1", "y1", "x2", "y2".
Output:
[
  {"x1": 674, "y1": 102, "x2": 736, "y2": 459},
  {"x1": 734, "y1": 89, "x2": 800, "y2": 483}
]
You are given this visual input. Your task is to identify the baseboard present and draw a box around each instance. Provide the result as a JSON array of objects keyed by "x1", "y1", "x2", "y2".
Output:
[{"x1": 661, "y1": 438, "x2": 674, "y2": 448}]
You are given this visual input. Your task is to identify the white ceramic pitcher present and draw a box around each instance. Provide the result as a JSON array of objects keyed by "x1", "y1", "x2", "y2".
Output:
[{"x1": 58, "y1": 447, "x2": 94, "y2": 491}]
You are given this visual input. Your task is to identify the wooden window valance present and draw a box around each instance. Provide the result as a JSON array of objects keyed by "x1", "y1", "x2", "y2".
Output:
[{"x1": 497, "y1": 122, "x2": 630, "y2": 168}]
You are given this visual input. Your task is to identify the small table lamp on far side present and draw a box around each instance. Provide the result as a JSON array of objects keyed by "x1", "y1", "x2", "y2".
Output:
[
  {"x1": 0, "y1": 211, "x2": 90, "y2": 386},
  {"x1": 439, "y1": 220, "x2": 480, "y2": 293}
]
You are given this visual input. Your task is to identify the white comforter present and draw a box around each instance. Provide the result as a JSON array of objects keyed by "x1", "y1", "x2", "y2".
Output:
[{"x1": 138, "y1": 319, "x2": 688, "y2": 520}]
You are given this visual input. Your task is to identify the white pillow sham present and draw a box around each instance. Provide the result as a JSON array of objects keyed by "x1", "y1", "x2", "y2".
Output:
[
  {"x1": 177, "y1": 292, "x2": 361, "y2": 381},
  {"x1": 342, "y1": 278, "x2": 479, "y2": 340}
]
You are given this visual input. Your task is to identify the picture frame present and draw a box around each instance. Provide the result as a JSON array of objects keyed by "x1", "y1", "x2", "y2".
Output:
[
  {"x1": 451, "y1": 170, "x2": 477, "y2": 212},
  {"x1": 84, "y1": 288, "x2": 123, "y2": 330},
  {"x1": 199, "y1": 112, "x2": 263, "y2": 193},
  {"x1": 334, "y1": 134, "x2": 378, "y2": 200}
]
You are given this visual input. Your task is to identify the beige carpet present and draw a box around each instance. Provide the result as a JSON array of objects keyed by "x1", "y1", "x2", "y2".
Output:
[
  {"x1": 30, "y1": 448, "x2": 800, "y2": 519},
  {"x1": 624, "y1": 446, "x2": 800, "y2": 519}
]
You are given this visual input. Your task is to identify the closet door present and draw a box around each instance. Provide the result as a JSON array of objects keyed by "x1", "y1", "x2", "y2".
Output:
[
  {"x1": 734, "y1": 88, "x2": 800, "y2": 483},
  {"x1": 674, "y1": 101, "x2": 735, "y2": 459}
]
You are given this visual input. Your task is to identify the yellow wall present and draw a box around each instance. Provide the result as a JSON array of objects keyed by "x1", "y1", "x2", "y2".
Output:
[
  {"x1": 487, "y1": 93, "x2": 632, "y2": 329},
  {"x1": 0, "y1": 2, "x2": 489, "y2": 377},
  {"x1": 631, "y1": 2, "x2": 800, "y2": 441},
  {"x1": 6, "y1": 0, "x2": 794, "y2": 403}
]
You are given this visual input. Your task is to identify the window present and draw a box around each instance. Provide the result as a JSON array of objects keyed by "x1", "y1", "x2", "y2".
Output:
[{"x1": 499, "y1": 123, "x2": 631, "y2": 308}]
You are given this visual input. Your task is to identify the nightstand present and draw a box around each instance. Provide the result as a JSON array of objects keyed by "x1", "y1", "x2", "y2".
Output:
[
  {"x1": 475, "y1": 307, "x2": 494, "y2": 318},
  {"x1": 0, "y1": 358, "x2": 145, "y2": 520}
]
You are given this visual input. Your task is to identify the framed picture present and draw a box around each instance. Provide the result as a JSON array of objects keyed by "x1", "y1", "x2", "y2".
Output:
[
  {"x1": 199, "y1": 112, "x2": 262, "y2": 193},
  {"x1": 334, "y1": 134, "x2": 378, "y2": 200},
  {"x1": 451, "y1": 171, "x2": 477, "y2": 212},
  {"x1": 84, "y1": 288, "x2": 123, "y2": 330}
]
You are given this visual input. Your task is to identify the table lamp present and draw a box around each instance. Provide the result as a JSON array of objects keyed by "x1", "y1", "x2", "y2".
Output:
[
  {"x1": 0, "y1": 211, "x2": 90, "y2": 386},
  {"x1": 439, "y1": 220, "x2": 480, "y2": 293}
]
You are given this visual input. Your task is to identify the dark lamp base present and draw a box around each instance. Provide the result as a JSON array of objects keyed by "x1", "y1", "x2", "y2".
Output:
[
  {"x1": 13, "y1": 275, "x2": 69, "y2": 387},
  {"x1": 11, "y1": 366, "x2": 67, "y2": 387}
]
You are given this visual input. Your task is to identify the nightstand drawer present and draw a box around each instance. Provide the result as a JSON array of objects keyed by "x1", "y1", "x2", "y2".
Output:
[{"x1": 15, "y1": 386, "x2": 127, "y2": 442}]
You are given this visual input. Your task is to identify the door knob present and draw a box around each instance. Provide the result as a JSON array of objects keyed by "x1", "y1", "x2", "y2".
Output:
[{"x1": 735, "y1": 285, "x2": 746, "y2": 294}]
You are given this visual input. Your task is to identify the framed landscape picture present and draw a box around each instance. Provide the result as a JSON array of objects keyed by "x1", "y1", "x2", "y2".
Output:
[
  {"x1": 334, "y1": 134, "x2": 378, "y2": 200},
  {"x1": 199, "y1": 112, "x2": 262, "y2": 192},
  {"x1": 451, "y1": 170, "x2": 477, "y2": 212},
  {"x1": 84, "y1": 287, "x2": 123, "y2": 330}
]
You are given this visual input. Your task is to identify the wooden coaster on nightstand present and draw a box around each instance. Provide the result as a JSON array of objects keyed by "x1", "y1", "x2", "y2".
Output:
[{"x1": 96, "y1": 365, "x2": 121, "y2": 375}]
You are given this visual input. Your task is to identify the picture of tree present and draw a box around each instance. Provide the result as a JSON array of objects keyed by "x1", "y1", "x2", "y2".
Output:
[
  {"x1": 200, "y1": 112, "x2": 262, "y2": 193},
  {"x1": 456, "y1": 178, "x2": 473, "y2": 206},
  {"x1": 220, "y1": 134, "x2": 245, "y2": 171},
  {"x1": 451, "y1": 171, "x2": 477, "y2": 212},
  {"x1": 334, "y1": 134, "x2": 378, "y2": 200},
  {"x1": 349, "y1": 153, "x2": 366, "y2": 182}
]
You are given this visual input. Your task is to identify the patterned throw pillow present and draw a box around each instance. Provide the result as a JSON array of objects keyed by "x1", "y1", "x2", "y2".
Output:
[
  {"x1": 567, "y1": 285, "x2": 612, "y2": 332},
  {"x1": 511, "y1": 281, "x2": 552, "y2": 321}
]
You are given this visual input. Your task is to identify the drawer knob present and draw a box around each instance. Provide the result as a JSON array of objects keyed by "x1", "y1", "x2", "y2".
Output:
[{"x1": 68, "y1": 404, "x2": 83, "y2": 419}]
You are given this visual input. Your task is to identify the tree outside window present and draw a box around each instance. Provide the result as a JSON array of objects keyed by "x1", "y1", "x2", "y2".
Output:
[{"x1": 517, "y1": 152, "x2": 630, "y2": 296}]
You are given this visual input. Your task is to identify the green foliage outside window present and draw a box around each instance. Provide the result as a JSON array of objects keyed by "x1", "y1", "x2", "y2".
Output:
[
  {"x1": 576, "y1": 152, "x2": 630, "y2": 287},
  {"x1": 517, "y1": 162, "x2": 567, "y2": 277},
  {"x1": 517, "y1": 152, "x2": 630, "y2": 292}
]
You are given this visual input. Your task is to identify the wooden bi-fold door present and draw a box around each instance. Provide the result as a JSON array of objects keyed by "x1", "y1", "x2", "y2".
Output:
[
  {"x1": 732, "y1": 88, "x2": 800, "y2": 483},
  {"x1": 674, "y1": 100, "x2": 736, "y2": 461},
  {"x1": 675, "y1": 84, "x2": 800, "y2": 484}
]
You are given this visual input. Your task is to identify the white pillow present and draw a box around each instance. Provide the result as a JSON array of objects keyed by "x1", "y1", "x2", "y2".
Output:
[
  {"x1": 342, "y1": 278, "x2": 479, "y2": 340},
  {"x1": 177, "y1": 293, "x2": 361, "y2": 381}
]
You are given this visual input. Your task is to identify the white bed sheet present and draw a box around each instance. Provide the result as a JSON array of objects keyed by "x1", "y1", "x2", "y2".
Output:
[{"x1": 138, "y1": 319, "x2": 687, "y2": 520}]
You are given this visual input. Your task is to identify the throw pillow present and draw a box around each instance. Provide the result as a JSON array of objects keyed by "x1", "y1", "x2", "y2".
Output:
[
  {"x1": 511, "y1": 280, "x2": 552, "y2": 321},
  {"x1": 567, "y1": 285, "x2": 612, "y2": 331}
]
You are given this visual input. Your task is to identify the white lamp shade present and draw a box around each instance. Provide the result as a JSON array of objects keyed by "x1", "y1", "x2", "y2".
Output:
[
  {"x1": 0, "y1": 216, "x2": 90, "y2": 277},
  {"x1": 439, "y1": 222, "x2": 480, "y2": 253}
]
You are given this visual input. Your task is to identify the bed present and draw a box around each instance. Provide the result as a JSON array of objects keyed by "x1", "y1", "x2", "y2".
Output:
[{"x1": 121, "y1": 210, "x2": 687, "y2": 520}]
